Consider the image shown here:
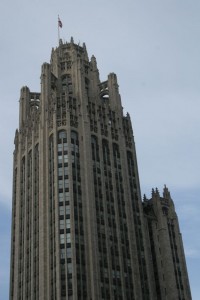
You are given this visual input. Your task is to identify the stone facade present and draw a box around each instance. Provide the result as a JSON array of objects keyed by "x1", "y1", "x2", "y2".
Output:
[
  {"x1": 143, "y1": 187, "x2": 192, "y2": 300},
  {"x1": 10, "y1": 39, "x2": 191, "y2": 300}
]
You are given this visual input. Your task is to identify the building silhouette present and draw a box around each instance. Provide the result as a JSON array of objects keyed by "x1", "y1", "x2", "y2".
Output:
[{"x1": 10, "y1": 39, "x2": 191, "y2": 300}]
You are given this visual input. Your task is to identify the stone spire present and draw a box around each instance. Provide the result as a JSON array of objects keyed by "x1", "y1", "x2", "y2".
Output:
[{"x1": 163, "y1": 184, "x2": 171, "y2": 200}]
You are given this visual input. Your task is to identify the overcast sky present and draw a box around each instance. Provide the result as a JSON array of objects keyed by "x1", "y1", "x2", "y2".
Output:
[{"x1": 0, "y1": 0, "x2": 200, "y2": 299}]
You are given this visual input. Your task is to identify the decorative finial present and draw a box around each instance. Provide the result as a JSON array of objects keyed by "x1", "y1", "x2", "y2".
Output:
[
  {"x1": 163, "y1": 185, "x2": 171, "y2": 199},
  {"x1": 155, "y1": 187, "x2": 160, "y2": 196}
]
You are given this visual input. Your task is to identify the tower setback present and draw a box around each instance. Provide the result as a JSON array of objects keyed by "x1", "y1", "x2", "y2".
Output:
[{"x1": 10, "y1": 39, "x2": 191, "y2": 300}]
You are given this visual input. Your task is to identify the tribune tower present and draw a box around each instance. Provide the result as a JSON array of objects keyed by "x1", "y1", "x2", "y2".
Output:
[{"x1": 10, "y1": 39, "x2": 191, "y2": 300}]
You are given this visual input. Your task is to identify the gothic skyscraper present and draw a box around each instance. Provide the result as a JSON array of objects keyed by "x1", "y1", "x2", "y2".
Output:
[{"x1": 10, "y1": 39, "x2": 191, "y2": 300}]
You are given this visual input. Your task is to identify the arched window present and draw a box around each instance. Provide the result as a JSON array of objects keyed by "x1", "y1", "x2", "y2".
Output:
[
  {"x1": 58, "y1": 130, "x2": 67, "y2": 141},
  {"x1": 71, "y1": 130, "x2": 78, "y2": 144}
]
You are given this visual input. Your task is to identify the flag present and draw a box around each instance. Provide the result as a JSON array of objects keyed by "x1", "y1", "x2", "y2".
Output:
[{"x1": 58, "y1": 17, "x2": 62, "y2": 28}]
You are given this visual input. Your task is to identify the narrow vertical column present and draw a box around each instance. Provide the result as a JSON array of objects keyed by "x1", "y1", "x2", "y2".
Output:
[
  {"x1": 38, "y1": 63, "x2": 51, "y2": 300},
  {"x1": 107, "y1": 73, "x2": 122, "y2": 112},
  {"x1": 19, "y1": 87, "x2": 30, "y2": 129},
  {"x1": 10, "y1": 130, "x2": 20, "y2": 300}
]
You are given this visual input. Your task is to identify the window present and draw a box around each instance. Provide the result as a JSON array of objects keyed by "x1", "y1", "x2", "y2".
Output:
[
  {"x1": 64, "y1": 167, "x2": 68, "y2": 176},
  {"x1": 59, "y1": 180, "x2": 63, "y2": 188},
  {"x1": 58, "y1": 168, "x2": 63, "y2": 176},
  {"x1": 60, "y1": 220, "x2": 64, "y2": 229},
  {"x1": 65, "y1": 193, "x2": 70, "y2": 202},
  {"x1": 66, "y1": 205, "x2": 70, "y2": 215},
  {"x1": 59, "y1": 193, "x2": 64, "y2": 202},
  {"x1": 64, "y1": 179, "x2": 69, "y2": 188},
  {"x1": 59, "y1": 131, "x2": 67, "y2": 140},
  {"x1": 64, "y1": 155, "x2": 68, "y2": 163},
  {"x1": 60, "y1": 234, "x2": 65, "y2": 244},
  {"x1": 67, "y1": 263, "x2": 72, "y2": 273},
  {"x1": 60, "y1": 249, "x2": 65, "y2": 259},
  {"x1": 58, "y1": 144, "x2": 62, "y2": 152},
  {"x1": 67, "y1": 248, "x2": 72, "y2": 258},
  {"x1": 71, "y1": 131, "x2": 78, "y2": 143},
  {"x1": 58, "y1": 155, "x2": 63, "y2": 164},
  {"x1": 66, "y1": 219, "x2": 71, "y2": 229},
  {"x1": 66, "y1": 233, "x2": 71, "y2": 243},
  {"x1": 59, "y1": 207, "x2": 64, "y2": 215}
]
